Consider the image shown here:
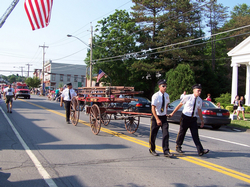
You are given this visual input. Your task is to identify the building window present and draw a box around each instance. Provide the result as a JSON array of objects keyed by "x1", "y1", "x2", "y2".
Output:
[
  {"x1": 74, "y1": 75, "x2": 78, "y2": 82},
  {"x1": 52, "y1": 74, "x2": 56, "y2": 81},
  {"x1": 60, "y1": 74, "x2": 64, "y2": 81},
  {"x1": 67, "y1": 75, "x2": 71, "y2": 82},
  {"x1": 81, "y1": 76, "x2": 85, "y2": 82}
]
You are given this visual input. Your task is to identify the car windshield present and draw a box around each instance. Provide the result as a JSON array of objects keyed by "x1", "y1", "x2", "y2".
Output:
[
  {"x1": 168, "y1": 99, "x2": 183, "y2": 109},
  {"x1": 202, "y1": 100, "x2": 217, "y2": 108},
  {"x1": 17, "y1": 86, "x2": 28, "y2": 89}
]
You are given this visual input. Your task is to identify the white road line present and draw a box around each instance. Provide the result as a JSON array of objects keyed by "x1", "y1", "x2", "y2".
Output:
[
  {"x1": 0, "y1": 107, "x2": 57, "y2": 187},
  {"x1": 169, "y1": 127, "x2": 250, "y2": 148},
  {"x1": 139, "y1": 121, "x2": 250, "y2": 148}
]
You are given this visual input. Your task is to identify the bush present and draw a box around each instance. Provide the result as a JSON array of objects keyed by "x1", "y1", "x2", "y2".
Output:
[
  {"x1": 245, "y1": 106, "x2": 250, "y2": 113},
  {"x1": 225, "y1": 106, "x2": 233, "y2": 112},
  {"x1": 214, "y1": 93, "x2": 232, "y2": 108}
]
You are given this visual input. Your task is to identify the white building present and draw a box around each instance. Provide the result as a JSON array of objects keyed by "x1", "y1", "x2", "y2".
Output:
[
  {"x1": 42, "y1": 61, "x2": 87, "y2": 89},
  {"x1": 228, "y1": 36, "x2": 250, "y2": 106}
]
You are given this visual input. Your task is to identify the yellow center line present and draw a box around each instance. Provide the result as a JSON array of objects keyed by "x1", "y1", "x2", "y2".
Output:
[{"x1": 20, "y1": 99, "x2": 250, "y2": 184}]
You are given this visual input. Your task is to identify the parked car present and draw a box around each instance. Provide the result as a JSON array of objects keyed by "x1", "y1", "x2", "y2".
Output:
[
  {"x1": 129, "y1": 96, "x2": 151, "y2": 113},
  {"x1": 167, "y1": 99, "x2": 231, "y2": 129}
]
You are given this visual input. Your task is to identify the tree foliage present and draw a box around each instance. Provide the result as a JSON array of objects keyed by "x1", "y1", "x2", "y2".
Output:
[
  {"x1": 85, "y1": 10, "x2": 140, "y2": 87},
  {"x1": 25, "y1": 77, "x2": 41, "y2": 88},
  {"x1": 83, "y1": 2, "x2": 249, "y2": 100},
  {"x1": 165, "y1": 64, "x2": 195, "y2": 101}
]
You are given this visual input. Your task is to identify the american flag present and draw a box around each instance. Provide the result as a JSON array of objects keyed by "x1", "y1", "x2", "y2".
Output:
[
  {"x1": 96, "y1": 69, "x2": 106, "y2": 83},
  {"x1": 24, "y1": 0, "x2": 53, "y2": 30}
]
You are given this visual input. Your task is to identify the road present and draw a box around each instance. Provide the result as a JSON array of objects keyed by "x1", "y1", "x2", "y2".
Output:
[{"x1": 0, "y1": 95, "x2": 250, "y2": 187}]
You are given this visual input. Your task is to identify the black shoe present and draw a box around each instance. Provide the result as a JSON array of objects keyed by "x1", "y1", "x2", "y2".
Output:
[
  {"x1": 176, "y1": 147, "x2": 184, "y2": 153},
  {"x1": 66, "y1": 121, "x2": 71, "y2": 124},
  {"x1": 10, "y1": 111, "x2": 12, "y2": 113},
  {"x1": 164, "y1": 152, "x2": 173, "y2": 158},
  {"x1": 199, "y1": 149, "x2": 209, "y2": 156},
  {"x1": 149, "y1": 149, "x2": 159, "y2": 156}
]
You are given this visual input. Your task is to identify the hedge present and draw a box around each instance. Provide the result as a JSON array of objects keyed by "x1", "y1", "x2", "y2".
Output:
[{"x1": 225, "y1": 106, "x2": 233, "y2": 112}]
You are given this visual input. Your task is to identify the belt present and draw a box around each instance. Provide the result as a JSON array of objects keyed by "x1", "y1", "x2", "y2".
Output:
[{"x1": 182, "y1": 113, "x2": 197, "y2": 118}]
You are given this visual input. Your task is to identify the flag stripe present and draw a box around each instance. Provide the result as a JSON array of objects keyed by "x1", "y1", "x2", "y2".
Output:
[
  {"x1": 24, "y1": 3, "x2": 35, "y2": 30},
  {"x1": 34, "y1": 0, "x2": 44, "y2": 28},
  {"x1": 97, "y1": 69, "x2": 106, "y2": 83},
  {"x1": 24, "y1": 0, "x2": 53, "y2": 30}
]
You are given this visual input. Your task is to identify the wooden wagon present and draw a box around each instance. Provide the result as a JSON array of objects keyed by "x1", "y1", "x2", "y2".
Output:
[{"x1": 69, "y1": 86, "x2": 151, "y2": 135}]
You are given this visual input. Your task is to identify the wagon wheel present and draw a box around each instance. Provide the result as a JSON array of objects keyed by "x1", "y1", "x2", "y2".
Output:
[
  {"x1": 89, "y1": 104, "x2": 101, "y2": 135},
  {"x1": 70, "y1": 96, "x2": 80, "y2": 126},
  {"x1": 101, "y1": 113, "x2": 111, "y2": 126},
  {"x1": 124, "y1": 116, "x2": 140, "y2": 134}
]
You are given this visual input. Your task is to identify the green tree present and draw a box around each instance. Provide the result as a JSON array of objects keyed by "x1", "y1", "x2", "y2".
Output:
[
  {"x1": 9, "y1": 75, "x2": 16, "y2": 84},
  {"x1": 25, "y1": 77, "x2": 41, "y2": 88},
  {"x1": 131, "y1": 0, "x2": 204, "y2": 98},
  {"x1": 165, "y1": 64, "x2": 195, "y2": 101},
  {"x1": 85, "y1": 10, "x2": 140, "y2": 87}
]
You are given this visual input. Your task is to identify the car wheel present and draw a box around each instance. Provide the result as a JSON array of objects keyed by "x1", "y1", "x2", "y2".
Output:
[{"x1": 211, "y1": 125, "x2": 221, "y2": 130}]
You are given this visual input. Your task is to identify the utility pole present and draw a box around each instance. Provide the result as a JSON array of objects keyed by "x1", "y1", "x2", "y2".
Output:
[
  {"x1": 13, "y1": 66, "x2": 25, "y2": 77},
  {"x1": 89, "y1": 24, "x2": 93, "y2": 87},
  {"x1": 20, "y1": 66, "x2": 24, "y2": 77},
  {"x1": 39, "y1": 43, "x2": 49, "y2": 95},
  {"x1": 26, "y1": 63, "x2": 33, "y2": 77}
]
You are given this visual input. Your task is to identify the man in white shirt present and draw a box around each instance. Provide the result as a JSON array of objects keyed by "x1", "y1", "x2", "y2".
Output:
[
  {"x1": 180, "y1": 91, "x2": 186, "y2": 99},
  {"x1": 3, "y1": 84, "x2": 15, "y2": 113},
  {"x1": 149, "y1": 79, "x2": 173, "y2": 157},
  {"x1": 60, "y1": 83, "x2": 77, "y2": 124},
  {"x1": 169, "y1": 84, "x2": 209, "y2": 156}
]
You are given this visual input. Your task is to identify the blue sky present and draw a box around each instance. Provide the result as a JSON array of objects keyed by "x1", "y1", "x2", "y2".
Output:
[{"x1": 0, "y1": 0, "x2": 248, "y2": 76}]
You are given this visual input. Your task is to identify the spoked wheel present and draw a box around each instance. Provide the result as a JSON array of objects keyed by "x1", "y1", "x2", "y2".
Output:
[
  {"x1": 101, "y1": 113, "x2": 111, "y2": 126},
  {"x1": 89, "y1": 104, "x2": 101, "y2": 135},
  {"x1": 70, "y1": 96, "x2": 80, "y2": 126},
  {"x1": 124, "y1": 116, "x2": 140, "y2": 134}
]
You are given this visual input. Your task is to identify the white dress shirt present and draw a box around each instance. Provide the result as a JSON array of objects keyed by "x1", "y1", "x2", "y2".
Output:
[
  {"x1": 181, "y1": 94, "x2": 202, "y2": 117},
  {"x1": 151, "y1": 91, "x2": 170, "y2": 116},
  {"x1": 61, "y1": 88, "x2": 77, "y2": 101}
]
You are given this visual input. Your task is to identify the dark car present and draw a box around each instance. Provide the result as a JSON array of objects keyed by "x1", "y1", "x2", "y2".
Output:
[
  {"x1": 129, "y1": 96, "x2": 151, "y2": 113},
  {"x1": 167, "y1": 99, "x2": 231, "y2": 129}
]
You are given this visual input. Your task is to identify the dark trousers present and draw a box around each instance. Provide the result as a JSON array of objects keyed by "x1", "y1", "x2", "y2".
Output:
[
  {"x1": 149, "y1": 115, "x2": 170, "y2": 154},
  {"x1": 64, "y1": 101, "x2": 71, "y2": 122},
  {"x1": 176, "y1": 114, "x2": 204, "y2": 154}
]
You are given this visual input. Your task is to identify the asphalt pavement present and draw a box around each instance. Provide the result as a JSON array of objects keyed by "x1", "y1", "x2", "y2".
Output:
[{"x1": 0, "y1": 95, "x2": 250, "y2": 187}]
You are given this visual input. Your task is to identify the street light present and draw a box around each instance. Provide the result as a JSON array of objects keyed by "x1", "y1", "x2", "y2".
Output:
[{"x1": 67, "y1": 31, "x2": 93, "y2": 87}]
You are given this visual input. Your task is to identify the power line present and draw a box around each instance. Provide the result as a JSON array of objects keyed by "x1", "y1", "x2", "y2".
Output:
[{"x1": 91, "y1": 24, "x2": 250, "y2": 63}]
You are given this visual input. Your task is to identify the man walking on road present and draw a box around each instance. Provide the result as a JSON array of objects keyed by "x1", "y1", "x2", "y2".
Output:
[
  {"x1": 149, "y1": 79, "x2": 173, "y2": 157},
  {"x1": 3, "y1": 84, "x2": 15, "y2": 113},
  {"x1": 168, "y1": 84, "x2": 209, "y2": 156},
  {"x1": 60, "y1": 83, "x2": 77, "y2": 124}
]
